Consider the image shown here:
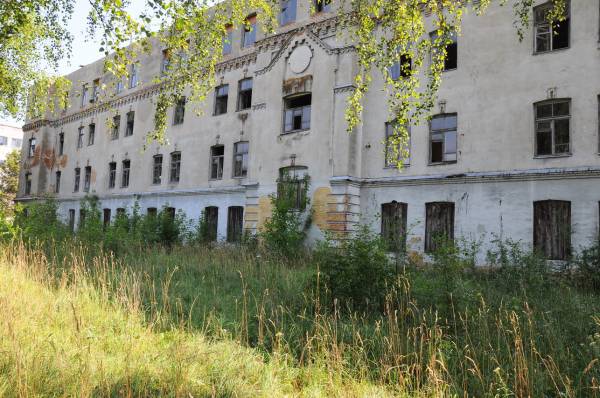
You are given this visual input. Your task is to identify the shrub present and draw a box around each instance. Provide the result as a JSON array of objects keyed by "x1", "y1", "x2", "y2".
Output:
[
  {"x1": 572, "y1": 238, "x2": 600, "y2": 291},
  {"x1": 315, "y1": 226, "x2": 393, "y2": 311}
]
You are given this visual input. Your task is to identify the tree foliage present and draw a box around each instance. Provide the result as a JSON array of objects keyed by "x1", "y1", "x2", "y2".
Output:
[
  {"x1": 0, "y1": 149, "x2": 21, "y2": 214},
  {"x1": 1, "y1": 0, "x2": 568, "y2": 162}
]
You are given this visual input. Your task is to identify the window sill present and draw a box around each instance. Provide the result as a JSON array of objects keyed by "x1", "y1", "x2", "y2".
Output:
[
  {"x1": 532, "y1": 46, "x2": 570, "y2": 56},
  {"x1": 213, "y1": 112, "x2": 227, "y2": 117},
  {"x1": 442, "y1": 67, "x2": 457, "y2": 73},
  {"x1": 233, "y1": 175, "x2": 248, "y2": 179},
  {"x1": 236, "y1": 108, "x2": 251, "y2": 113},
  {"x1": 281, "y1": 128, "x2": 310, "y2": 136},
  {"x1": 209, "y1": 178, "x2": 224, "y2": 182},
  {"x1": 384, "y1": 164, "x2": 410, "y2": 169},
  {"x1": 428, "y1": 161, "x2": 457, "y2": 166},
  {"x1": 534, "y1": 153, "x2": 572, "y2": 159}
]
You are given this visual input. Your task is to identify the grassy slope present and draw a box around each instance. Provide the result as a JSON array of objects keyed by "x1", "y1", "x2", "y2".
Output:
[{"x1": 0, "y1": 248, "x2": 396, "y2": 397}]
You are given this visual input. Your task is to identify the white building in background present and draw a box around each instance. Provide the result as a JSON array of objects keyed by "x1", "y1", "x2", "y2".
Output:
[
  {"x1": 0, "y1": 122, "x2": 23, "y2": 164},
  {"x1": 16, "y1": 1, "x2": 600, "y2": 262}
]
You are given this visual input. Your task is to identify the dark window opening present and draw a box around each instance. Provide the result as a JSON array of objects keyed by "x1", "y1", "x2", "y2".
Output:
[
  {"x1": 125, "y1": 111, "x2": 135, "y2": 137},
  {"x1": 381, "y1": 201, "x2": 408, "y2": 253},
  {"x1": 283, "y1": 93, "x2": 311, "y2": 133},
  {"x1": 103, "y1": 208, "x2": 111, "y2": 229},
  {"x1": 429, "y1": 114, "x2": 457, "y2": 164},
  {"x1": 68, "y1": 209, "x2": 75, "y2": 231},
  {"x1": 173, "y1": 97, "x2": 186, "y2": 125},
  {"x1": 425, "y1": 202, "x2": 455, "y2": 253},
  {"x1": 277, "y1": 166, "x2": 308, "y2": 210},
  {"x1": 385, "y1": 121, "x2": 410, "y2": 167},
  {"x1": 204, "y1": 206, "x2": 219, "y2": 242},
  {"x1": 121, "y1": 160, "x2": 130, "y2": 188},
  {"x1": 79, "y1": 209, "x2": 86, "y2": 229},
  {"x1": 533, "y1": 200, "x2": 571, "y2": 260},
  {"x1": 58, "y1": 132, "x2": 64, "y2": 155},
  {"x1": 24, "y1": 172, "x2": 32, "y2": 195},
  {"x1": 214, "y1": 85, "x2": 229, "y2": 115},
  {"x1": 74, "y1": 167, "x2": 81, "y2": 192},
  {"x1": 314, "y1": 0, "x2": 331, "y2": 13},
  {"x1": 55, "y1": 171, "x2": 61, "y2": 193},
  {"x1": 233, "y1": 141, "x2": 249, "y2": 178},
  {"x1": 535, "y1": 99, "x2": 570, "y2": 156},
  {"x1": 389, "y1": 54, "x2": 412, "y2": 80},
  {"x1": 166, "y1": 207, "x2": 176, "y2": 220},
  {"x1": 170, "y1": 152, "x2": 181, "y2": 183},
  {"x1": 28, "y1": 137, "x2": 36, "y2": 158},
  {"x1": 210, "y1": 145, "x2": 224, "y2": 180},
  {"x1": 227, "y1": 206, "x2": 244, "y2": 242},
  {"x1": 112, "y1": 115, "x2": 120, "y2": 140},
  {"x1": 430, "y1": 32, "x2": 457, "y2": 71},
  {"x1": 147, "y1": 207, "x2": 157, "y2": 217},
  {"x1": 88, "y1": 124, "x2": 95, "y2": 146},
  {"x1": 153, "y1": 155, "x2": 163, "y2": 184},
  {"x1": 534, "y1": 1, "x2": 570, "y2": 53},
  {"x1": 108, "y1": 162, "x2": 116, "y2": 189},
  {"x1": 77, "y1": 127, "x2": 84, "y2": 148},
  {"x1": 84, "y1": 166, "x2": 91, "y2": 192},
  {"x1": 237, "y1": 78, "x2": 253, "y2": 111}
]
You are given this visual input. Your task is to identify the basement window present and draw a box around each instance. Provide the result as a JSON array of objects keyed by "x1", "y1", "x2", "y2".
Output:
[
  {"x1": 533, "y1": 200, "x2": 571, "y2": 260},
  {"x1": 425, "y1": 202, "x2": 455, "y2": 253},
  {"x1": 227, "y1": 206, "x2": 244, "y2": 243},
  {"x1": 277, "y1": 166, "x2": 308, "y2": 210},
  {"x1": 381, "y1": 201, "x2": 408, "y2": 253},
  {"x1": 534, "y1": 1, "x2": 570, "y2": 53},
  {"x1": 103, "y1": 208, "x2": 111, "y2": 228},
  {"x1": 279, "y1": 0, "x2": 297, "y2": 26},
  {"x1": 237, "y1": 78, "x2": 253, "y2": 111},
  {"x1": 147, "y1": 207, "x2": 157, "y2": 217},
  {"x1": 535, "y1": 99, "x2": 570, "y2": 156},
  {"x1": 429, "y1": 114, "x2": 457, "y2": 164},
  {"x1": 283, "y1": 93, "x2": 311, "y2": 133},
  {"x1": 153, "y1": 155, "x2": 163, "y2": 185},
  {"x1": 173, "y1": 97, "x2": 186, "y2": 125},
  {"x1": 108, "y1": 162, "x2": 116, "y2": 189},
  {"x1": 203, "y1": 206, "x2": 219, "y2": 242},
  {"x1": 125, "y1": 111, "x2": 135, "y2": 137},
  {"x1": 58, "y1": 132, "x2": 64, "y2": 155},
  {"x1": 214, "y1": 85, "x2": 229, "y2": 115},
  {"x1": 385, "y1": 121, "x2": 410, "y2": 167},
  {"x1": 74, "y1": 167, "x2": 80, "y2": 192},
  {"x1": 68, "y1": 209, "x2": 75, "y2": 231},
  {"x1": 210, "y1": 145, "x2": 224, "y2": 180}
]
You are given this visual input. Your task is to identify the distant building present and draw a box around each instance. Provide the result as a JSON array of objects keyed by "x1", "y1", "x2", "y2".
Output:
[
  {"x1": 16, "y1": 1, "x2": 600, "y2": 262},
  {"x1": 0, "y1": 122, "x2": 23, "y2": 164}
]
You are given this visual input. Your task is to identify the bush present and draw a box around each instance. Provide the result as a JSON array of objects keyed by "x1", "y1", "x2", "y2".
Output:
[
  {"x1": 572, "y1": 238, "x2": 600, "y2": 291},
  {"x1": 315, "y1": 226, "x2": 394, "y2": 311}
]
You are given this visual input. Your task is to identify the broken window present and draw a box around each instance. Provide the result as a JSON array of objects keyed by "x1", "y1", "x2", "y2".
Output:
[
  {"x1": 129, "y1": 63, "x2": 138, "y2": 88},
  {"x1": 242, "y1": 14, "x2": 257, "y2": 47},
  {"x1": 58, "y1": 132, "x2": 64, "y2": 155},
  {"x1": 214, "y1": 85, "x2": 229, "y2": 115},
  {"x1": 283, "y1": 93, "x2": 311, "y2": 133},
  {"x1": 381, "y1": 201, "x2": 408, "y2": 252},
  {"x1": 112, "y1": 115, "x2": 120, "y2": 140},
  {"x1": 277, "y1": 166, "x2": 308, "y2": 210},
  {"x1": 173, "y1": 97, "x2": 186, "y2": 125},
  {"x1": 108, "y1": 162, "x2": 116, "y2": 189},
  {"x1": 385, "y1": 121, "x2": 410, "y2": 167},
  {"x1": 88, "y1": 123, "x2": 95, "y2": 146},
  {"x1": 534, "y1": 1, "x2": 570, "y2": 53},
  {"x1": 170, "y1": 151, "x2": 181, "y2": 183},
  {"x1": 425, "y1": 202, "x2": 455, "y2": 253},
  {"x1": 279, "y1": 0, "x2": 297, "y2": 26},
  {"x1": 103, "y1": 208, "x2": 111, "y2": 228},
  {"x1": 388, "y1": 53, "x2": 412, "y2": 80},
  {"x1": 91, "y1": 79, "x2": 100, "y2": 103},
  {"x1": 125, "y1": 111, "x2": 135, "y2": 137},
  {"x1": 210, "y1": 145, "x2": 224, "y2": 180},
  {"x1": 314, "y1": 0, "x2": 331, "y2": 13},
  {"x1": 74, "y1": 167, "x2": 81, "y2": 192},
  {"x1": 121, "y1": 160, "x2": 130, "y2": 188},
  {"x1": 233, "y1": 142, "x2": 249, "y2": 178},
  {"x1": 429, "y1": 114, "x2": 457, "y2": 164},
  {"x1": 535, "y1": 99, "x2": 570, "y2": 156},
  {"x1": 227, "y1": 206, "x2": 244, "y2": 242},
  {"x1": 237, "y1": 78, "x2": 253, "y2": 111},
  {"x1": 161, "y1": 49, "x2": 171, "y2": 75},
  {"x1": 204, "y1": 206, "x2": 219, "y2": 242},
  {"x1": 533, "y1": 200, "x2": 571, "y2": 260},
  {"x1": 153, "y1": 155, "x2": 163, "y2": 184},
  {"x1": 223, "y1": 25, "x2": 233, "y2": 55},
  {"x1": 55, "y1": 171, "x2": 61, "y2": 194},
  {"x1": 24, "y1": 172, "x2": 32, "y2": 195},
  {"x1": 81, "y1": 85, "x2": 88, "y2": 107},
  {"x1": 84, "y1": 166, "x2": 91, "y2": 192},
  {"x1": 68, "y1": 209, "x2": 75, "y2": 231},
  {"x1": 77, "y1": 126, "x2": 84, "y2": 148},
  {"x1": 430, "y1": 31, "x2": 457, "y2": 71},
  {"x1": 28, "y1": 137, "x2": 36, "y2": 158}
]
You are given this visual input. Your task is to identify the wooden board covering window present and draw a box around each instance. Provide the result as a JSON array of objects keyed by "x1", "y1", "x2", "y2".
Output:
[
  {"x1": 381, "y1": 201, "x2": 407, "y2": 252},
  {"x1": 425, "y1": 202, "x2": 455, "y2": 253},
  {"x1": 204, "y1": 206, "x2": 219, "y2": 242},
  {"x1": 227, "y1": 206, "x2": 244, "y2": 243},
  {"x1": 533, "y1": 200, "x2": 571, "y2": 260}
]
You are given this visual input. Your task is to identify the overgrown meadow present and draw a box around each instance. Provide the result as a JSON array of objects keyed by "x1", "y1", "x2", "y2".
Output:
[{"x1": 1, "y1": 197, "x2": 600, "y2": 396}]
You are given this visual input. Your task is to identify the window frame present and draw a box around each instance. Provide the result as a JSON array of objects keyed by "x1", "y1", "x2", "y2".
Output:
[
  {"x1": 430, "y1": 31, "x2": 458, "y2": 72},
  {"x1": 173, "y1": 97, "x2": 186, "y2": 125},
  {"x1": 277, "y1": 166, "x2": 308, "y2": 211},
  {"x1": 111, "y1": 115, "x2": 120, "y2": 140},
  {"x1": 313, "y1": 0, "x2": 332, "y2": 13},
  {"x1": 28, "y1": 137, "x2": 36, "y2": 158},
  {"x1": 279, "y1": 0, "x2": 297, "y2": 26},
  {"x1": 223, "y1": 25, "x2": 233, "y2": 55},
  {"x1": 424, "y1": 201, "x2": 455, "y2": 253},
  {"x1": 533, "y1": 200, "x2": 571, "y2": 260},
  {"x1": 283, "y1": 92, "x2": 312, "y2": 134},
  {"x1": 170, "y1": 151, "x2": 181, "y2": 183},
  {"x1": 384, "y1": 121, "x2": 411, "y2": 168},
  {"x1": 121, "y1": 160, "x2": 131, "y2": 188},
  {"x1": 534, "y1": 98, "x2": 571, "y2": 157},
  {"x1": 125, "y1": 111, "x2": 135, "y2": 137},
  {"x1": 87, "y1": 123, "x2": 95, "y2": 146},
  {"x1": 533, "y1": 1, "x2": 571, "y2": 54},
  {"x1": 108, "y1": 162, "x2": 117, "y2": 189},
  {"x1": 214, "y1": 84, "x2": 229, "y2": 115},
  {"x1": 237, "y1": 78, "x2": 253, "y2": 111},
  {"x1": 24, "y1": 172, "x2": 32, "y2": 195},
  {"x1": 77, "y1": 126, "x2": 84, "y2": 149},
  {"x1": 58, "y1": 132, "x2": 64, "y2": 155},
  {"x1": 242, "y1": 14, "x2": 257, "y2": 48},
  {"x1": 381, "y1": 201, "x2": 408, "y2": 253},
  {"x1": 153, "y1": 154, "x2": 163, "y2": 185},
  {"x1": 74, "y1": 167, "x2": 81, "y2": 192},
  {"x1": 233, "y1": 141, "x2": 249, "y2": 178},
  {"x1": 129, "y1": 63, "x2": 139, "y2": 88},
  {"x1": 210, "y1": 145, "x2": 225, "y2": 180},
  {"x1": 227, "y1": 206, "x2": 244, "y2": 243},
  {"x1": 428, "y1": 113, "x2": 458, "y2": 165}
]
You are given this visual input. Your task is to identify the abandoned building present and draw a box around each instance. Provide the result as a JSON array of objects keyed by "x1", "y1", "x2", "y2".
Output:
[{"x1": 17, "y1": 1, "x2": 600, "y2": 261}]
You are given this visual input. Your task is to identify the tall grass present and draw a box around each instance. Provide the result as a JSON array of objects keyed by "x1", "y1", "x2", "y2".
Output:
[{"x1": 1, "y1": 238, "x2": 600, "y2": 396}]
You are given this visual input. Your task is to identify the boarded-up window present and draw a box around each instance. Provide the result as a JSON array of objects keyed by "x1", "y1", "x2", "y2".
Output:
[
  {"x1": 381, "y1": 201, "x2": 407, "y2": 252},
  {"x1": 533, "y1": 200, "x2": 571, "y2": 260},
  {"x1": 204, "y1": 206, "x2": 219, "y2": 242},
  {"x1": 425, "y1": 202, "x2": 455, "y2": 253},
  {"x1": 103, "y1": 208, "x2": 111, "y2": 228},
  {"x1": 227, "y1": 206, "x2": 244, "y2": 243},
  {"x1": 147, "y1": 207, "x2": 157, "y2": 217}
]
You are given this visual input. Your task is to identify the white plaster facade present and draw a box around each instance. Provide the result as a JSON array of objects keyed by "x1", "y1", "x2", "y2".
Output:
[
  {"x1": 17, "y1": 1, "x2": 600, "y2": 261},
  {"x1": 0, "y1": 122, "x2": 23, "y2": 164}
]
